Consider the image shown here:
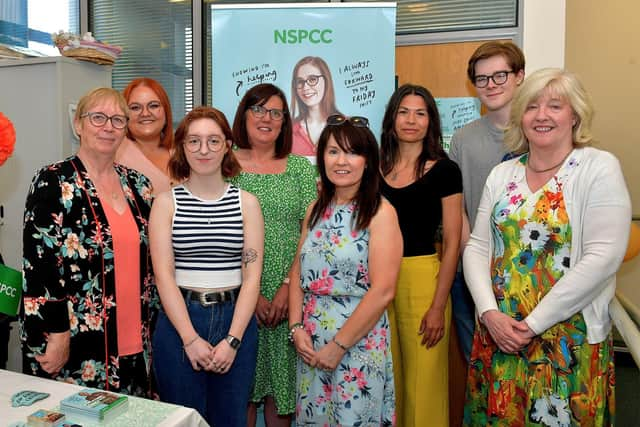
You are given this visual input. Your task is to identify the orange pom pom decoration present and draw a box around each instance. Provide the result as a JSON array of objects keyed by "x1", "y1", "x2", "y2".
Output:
[
  {"x1": 623, "y1": 222, "x2": 640, "y2": 262},
  {"x1": 0, "y1": 112, "x2": 16, "y2": 167}
]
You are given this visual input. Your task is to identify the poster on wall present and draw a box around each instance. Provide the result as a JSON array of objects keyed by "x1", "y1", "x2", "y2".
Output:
[
  {"x1": 435, "y1": 97, "x2": 481, "y2": 152},
  {"x1": 211, "y1": 3, "x2": 396, "y2": 162}
]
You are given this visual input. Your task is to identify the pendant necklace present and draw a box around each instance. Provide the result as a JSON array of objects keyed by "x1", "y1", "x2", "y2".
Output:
[{"x1": 527, "y1": 151, "x2": 571, "y2": 173}]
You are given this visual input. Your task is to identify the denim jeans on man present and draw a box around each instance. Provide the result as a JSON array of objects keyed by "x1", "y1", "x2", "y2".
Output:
[
  {"x1": 153, "y1": 294, "x2": 258, "y2": 426},
  {"x1": 451, "y1": 271, "x2": 475, "y2": 362}
]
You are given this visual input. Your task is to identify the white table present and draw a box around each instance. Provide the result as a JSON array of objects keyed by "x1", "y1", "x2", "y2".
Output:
[{"x1": 0, "y1": 369, "x2": 210, "y2": 426}]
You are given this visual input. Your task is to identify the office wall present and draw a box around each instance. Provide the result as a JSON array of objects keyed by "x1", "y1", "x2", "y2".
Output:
[
  {"x1": 565, "y1": 1, "x2": 640, "y2": 305},
  {"x1": 522, "y1": 0, "x2": 566, "y2": 72}
]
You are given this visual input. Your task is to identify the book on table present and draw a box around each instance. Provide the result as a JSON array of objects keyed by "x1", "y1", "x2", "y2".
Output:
[{"x1": 60, "y1": 389, "x2": 128, "y2": 422}]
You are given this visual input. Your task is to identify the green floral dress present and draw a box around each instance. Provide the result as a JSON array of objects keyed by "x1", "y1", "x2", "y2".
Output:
[
  {"x1": 464, "y1": 154, "x2": 615, "y2": 427},
  {"x1": 230, "y1": 154, "x2": 317, "y2": 414}
]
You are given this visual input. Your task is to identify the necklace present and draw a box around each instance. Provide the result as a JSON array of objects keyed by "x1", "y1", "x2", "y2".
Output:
[
  {"x1": 390, "y1": 163, "x2": 413, "y2": 181},
  {"x1": 526, "y1": 151, "x2": 571, "y2": 173}
]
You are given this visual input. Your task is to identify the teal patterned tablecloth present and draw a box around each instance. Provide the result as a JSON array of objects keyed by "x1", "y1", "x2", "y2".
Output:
[{"x1": 0, "y1": 369, "x2": 209, "y2": 427}]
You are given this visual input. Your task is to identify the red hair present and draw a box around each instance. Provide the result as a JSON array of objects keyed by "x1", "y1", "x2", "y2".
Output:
[{"x1": 122, "y1": 78, "x2": 174, "y2": 149}]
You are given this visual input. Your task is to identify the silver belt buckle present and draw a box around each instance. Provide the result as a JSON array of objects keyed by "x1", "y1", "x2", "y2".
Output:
[{"x1": 199, "y1": 292, "x2": 218, "y2": 306}]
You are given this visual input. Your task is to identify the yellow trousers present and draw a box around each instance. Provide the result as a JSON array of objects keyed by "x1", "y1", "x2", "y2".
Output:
[{"x1": 388, "y1": 254, "x2": 450, "y2": 427}]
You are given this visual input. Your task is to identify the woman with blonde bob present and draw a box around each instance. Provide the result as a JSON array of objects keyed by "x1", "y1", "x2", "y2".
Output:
[
  {"x1": 463, "y1": 68, "x2": 631, "y2": 426},
  {"x1": 22, "y1": 87, "x2": 156, "y2": 395}
]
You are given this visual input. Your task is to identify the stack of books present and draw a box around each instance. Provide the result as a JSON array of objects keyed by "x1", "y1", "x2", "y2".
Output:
[{"x1": 60, "y1": 389, "x2": 128, "y2": 423}]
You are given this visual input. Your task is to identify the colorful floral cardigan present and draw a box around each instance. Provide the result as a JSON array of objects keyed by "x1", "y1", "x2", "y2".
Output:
[{"x1": 21, "y1": 156, "x2": 158, "y2": 392}]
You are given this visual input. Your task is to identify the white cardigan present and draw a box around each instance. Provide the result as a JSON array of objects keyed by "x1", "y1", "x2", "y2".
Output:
[{"x1": 463, "y1": 146, "x2": 631, "y2": 344}]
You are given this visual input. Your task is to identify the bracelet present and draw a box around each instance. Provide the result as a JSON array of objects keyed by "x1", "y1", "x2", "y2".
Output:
[
  {"x1": 288, "y1": 322, "x2": 304, "y2": 343},
  {"x1": 183, "y1": 335, "x2": 199, "y2": 349},
  {"x1": 332, "y1": 337, "x2": 348, "y2": 351}
]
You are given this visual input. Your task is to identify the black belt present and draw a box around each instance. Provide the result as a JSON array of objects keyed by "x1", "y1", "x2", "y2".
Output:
[{"x1": 180, "y1": 287, "x2": 240, "y2": 306}]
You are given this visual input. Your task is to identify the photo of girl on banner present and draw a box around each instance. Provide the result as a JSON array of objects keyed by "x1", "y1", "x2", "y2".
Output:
[
  {"x1": 290, "y1": 56, "x2": 341, "y2": 157},
  {"x1": 210, "y1": 3, "x2": 396, "y2": 164}
]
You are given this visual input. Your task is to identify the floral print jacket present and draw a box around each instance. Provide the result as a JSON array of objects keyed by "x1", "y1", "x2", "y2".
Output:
[{"x1": 20, "y1": 156, "x2": 158, "y2": 392}]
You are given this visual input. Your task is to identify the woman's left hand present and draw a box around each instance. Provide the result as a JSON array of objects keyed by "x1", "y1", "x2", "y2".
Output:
[
  {"x1": 419, "y1": 306, "x2": 445, "y2": 348},
  {"x1": 208, "y1": 339, "x2": 238, "y2": 374},
  {"x1": 266, "y1": 282, "x2": 289, "y2": 327},
  {"x1": 35, "y1": 331, "x2": 70, "y2": 375},
  {"x1": 314, "y1": 340, "x2": 346, "y2": 372}
]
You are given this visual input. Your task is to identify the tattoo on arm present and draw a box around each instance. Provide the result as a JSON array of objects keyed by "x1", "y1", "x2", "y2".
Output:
[{"x1": 242, "y1": 248, "x2": 258, "y2": 267}]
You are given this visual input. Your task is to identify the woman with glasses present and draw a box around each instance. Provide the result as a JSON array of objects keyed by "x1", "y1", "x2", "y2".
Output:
[
  {"x1": 289, "y1": 114, "x2": 402, "y2": 425},
  {"x1": 230, "y1": 83, "x2": 317, "y2": 426},
  {"x1": 463, "y1": 69, "x2": 630, "y2": 426},
  {"x1": 116, "y1": 77, "x2": 174, "y2": 195},
  {"x1": 21, "y1": 88, "x2": 157, "y2": 396},
  {"x1": 290, "y1": 56, "x2": 341, "y2": 160},
  {"x1": 379, "y1": 84, "x2": 463, "y2": 426},
  {"x1": 150, "y1": 106, "x2": 263, "y2": 426}
]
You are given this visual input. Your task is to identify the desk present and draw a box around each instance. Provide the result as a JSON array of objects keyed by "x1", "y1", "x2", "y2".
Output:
[{"x1": 0, "y1": 370, "x2": 209, "y2": 426}]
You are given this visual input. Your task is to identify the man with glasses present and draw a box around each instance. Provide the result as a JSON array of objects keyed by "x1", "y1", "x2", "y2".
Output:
[{"x1": 448, "y1": 41, "x2": 525, "y2": 362}]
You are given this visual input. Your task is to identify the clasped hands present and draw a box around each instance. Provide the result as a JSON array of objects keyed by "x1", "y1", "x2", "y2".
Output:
[
  {"x1": 481, "y1": 309, "x2": 536, "y2": 354},
  {"x1": 291, "y1": 329, "x2": 345, "y2": 372},
  {"x1": 255, "y1": 284, "x2": 289, "y2": 328},
  {"x1": 184, "y1": 336, "x2": 236, "y2": 374}
]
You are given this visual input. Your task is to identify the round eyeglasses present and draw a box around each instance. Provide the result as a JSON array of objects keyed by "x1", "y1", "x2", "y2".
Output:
[
  {"x1": 473, "y1": 70, "x2": 514, "y2": 88},
  {"x1": 128, "y1": 101, "x2": 163, "y2": 115},
  {"x1": 295, "y1": 74, "x2": 324, "y2": 89},
  {"x1": 248, "y1": 105, "x2": 285, "y2": 121},
  {"x1": 81, "y1": 112, "x2": 128, "y2": 129},
  {"x1": 184, "y1": 137, "x2": 226, "y2": 153}
]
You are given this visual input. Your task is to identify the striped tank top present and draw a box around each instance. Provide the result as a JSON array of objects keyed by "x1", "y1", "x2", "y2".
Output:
[{"x1": 172, "y1": 184, "x2": 243, "y2": 289}]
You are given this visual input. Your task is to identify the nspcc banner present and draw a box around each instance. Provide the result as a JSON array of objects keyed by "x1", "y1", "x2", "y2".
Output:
[{"x1": 211, "y1": 3, "x2": 396, "y2": 160}]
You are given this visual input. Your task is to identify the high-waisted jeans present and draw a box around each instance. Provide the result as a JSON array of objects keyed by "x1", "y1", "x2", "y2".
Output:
[{"x1": 152, "y1": 294, "x2": 258, "y2": 426}]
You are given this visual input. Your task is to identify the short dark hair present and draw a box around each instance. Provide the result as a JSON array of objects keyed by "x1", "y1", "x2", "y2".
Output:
[
  {"x1": 380, "y1": 84, "x2": 447, "y2": 179},
  {"x1": 169, "y1": 106, "x2": 240, "y2": 181},
  {"x1": 467, "y1": 41, "x2": 525, "y2": 83},
  {"x1": 310, "y1": 119, "x2": 381, "y2": 231},
  {"x1": 232, "y1": 83, "x2": 292, "y2": 159}
]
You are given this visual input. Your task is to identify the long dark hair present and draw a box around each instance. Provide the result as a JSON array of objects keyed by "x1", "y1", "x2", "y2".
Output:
[
  {"x1": 232, "y1": 83, "x2": 292, "y2": 159},
  {"x1": 309, "y1": 120, "x2": 381, "y2": 231},
  {"x1": 380, "y1": 84, "x2": 447, "y2": 179}
]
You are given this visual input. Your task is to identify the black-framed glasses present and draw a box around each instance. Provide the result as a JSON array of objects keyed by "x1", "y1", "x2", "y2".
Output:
[
  {"x1": 184, "y1": 137, "x2": 226, "y2": 153},
  {"x1": 327, "y1": 114, "x2": 369, "y2": 128},
  {"x1": 248, "y1": 105, "x2": 285, "y2": 121},
  {"x1": 295, "y1": 74, "x2": 324, "y2": 89},
  {"x1": 128, "y1": 101, "x2": 163, "y2": 115},
  {"x1": 473, "y1": 70, "x2": 514, "y2": 88},
  {"x1": 80, "y1": 112, "x2": 128, "y2": 129}
]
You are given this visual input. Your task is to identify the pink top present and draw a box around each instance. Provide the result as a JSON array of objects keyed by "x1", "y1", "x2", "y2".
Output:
[
  {"x1": 101, "y1": 199, "x2": 142, "y2": 356},
  {"x1": 115, "y1": 138, "x2": 173, "y2": 195},
  {"x1": 292, "y1": 120, "x2": 317, "y2": 157}
]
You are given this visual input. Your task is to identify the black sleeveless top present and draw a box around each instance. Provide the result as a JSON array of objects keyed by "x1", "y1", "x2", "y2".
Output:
[{"x1": 380, "y1": 159, "x2": 462, "y2": 257}]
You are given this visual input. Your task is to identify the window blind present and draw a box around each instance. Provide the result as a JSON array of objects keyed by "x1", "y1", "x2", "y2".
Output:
[
  {"x1": 355, "y1": 0, "x2": 518, "y2": 35},
  {"x1": 90, "y1": 0, "x2": 193, "y2": 122}
]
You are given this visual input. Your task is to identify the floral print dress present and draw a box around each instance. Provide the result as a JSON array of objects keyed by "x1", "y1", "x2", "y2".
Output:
[
  {"x1": 464, "y1": 154, "x2": 615, "y2": 427},
  {"x1": 296, "y1": 203, "x2": 395, "y2": 426}
]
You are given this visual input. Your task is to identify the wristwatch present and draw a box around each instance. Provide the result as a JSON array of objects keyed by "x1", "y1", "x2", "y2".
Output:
[{"x1": 225, "y1": 334, "x2": 241, "y2": 350}]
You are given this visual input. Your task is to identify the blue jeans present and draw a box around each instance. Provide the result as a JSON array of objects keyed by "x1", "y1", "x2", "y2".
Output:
[
  {"x1": 152, "y1": 294, "x2": 258, "y2": 427},
  {"x1": 451, "y1": 271, "x2": 475, "y2": 362}
]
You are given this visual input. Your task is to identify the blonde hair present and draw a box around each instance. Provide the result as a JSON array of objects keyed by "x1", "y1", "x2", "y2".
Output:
[
  {"x1": 504, "y1": 68, "x2": 595, "y2": 154},
  {"x1": 75, "y1": 87, "x2": 129, "y2": 121}
]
